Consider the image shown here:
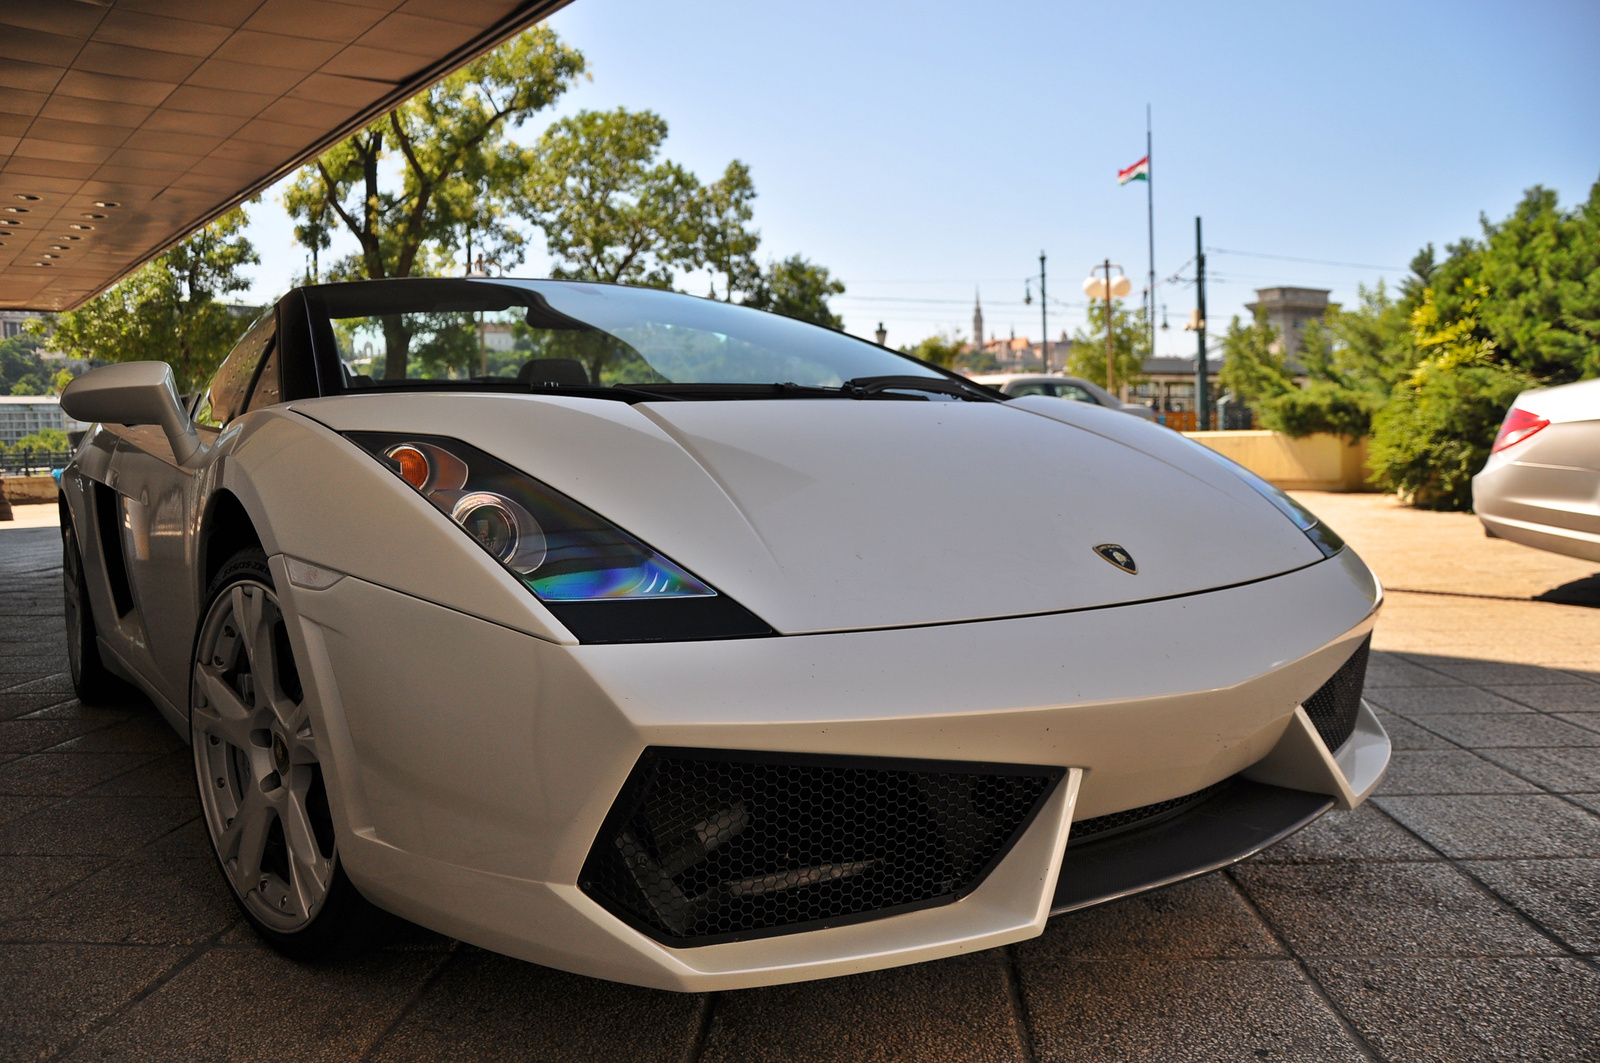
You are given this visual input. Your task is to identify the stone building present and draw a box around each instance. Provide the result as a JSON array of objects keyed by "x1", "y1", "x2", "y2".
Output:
[{"x1": 1243, "y1": 287, "x2": 1330, "y2": 361}]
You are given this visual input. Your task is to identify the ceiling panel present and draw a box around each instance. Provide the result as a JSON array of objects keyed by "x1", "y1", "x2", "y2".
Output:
[{"x1": 1, "y1": 0, "x2": 572, "y2": 310}]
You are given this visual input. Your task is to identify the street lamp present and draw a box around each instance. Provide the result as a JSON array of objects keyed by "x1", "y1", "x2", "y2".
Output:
[{"x1": 1082, "y1": 262, "x2": 1131, "y2": 394}]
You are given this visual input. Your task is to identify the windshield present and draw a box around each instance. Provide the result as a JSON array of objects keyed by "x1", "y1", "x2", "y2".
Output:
[{"x1": 304, "y1": 279, "x2": 943, "y2": 394}]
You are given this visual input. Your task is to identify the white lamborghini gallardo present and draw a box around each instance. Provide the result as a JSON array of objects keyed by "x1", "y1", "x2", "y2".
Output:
[{"x1": 57, "y1": 278, "x2": 1388, "y2": 990}]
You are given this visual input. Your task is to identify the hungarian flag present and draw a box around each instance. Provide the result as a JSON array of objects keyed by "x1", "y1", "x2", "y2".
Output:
[{"x1": 1118, "y1": 156, "x2": 1150, "y2": 185}]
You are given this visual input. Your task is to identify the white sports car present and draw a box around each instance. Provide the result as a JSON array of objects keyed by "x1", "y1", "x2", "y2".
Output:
[
  {"x1": 57, "y1": 278, "x2": 1388, "y2": 991},
  {"x1": 1474, "y1": 377, "x2": 1600, "y2": 561}
]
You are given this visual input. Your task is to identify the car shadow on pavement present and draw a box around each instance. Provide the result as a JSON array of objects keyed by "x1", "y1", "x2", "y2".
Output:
[
  {"x1": 4, "y1": 523, "x2": 1598, "y2": 1063},
  {"x1": 1534, "y1": 573, "x2": 1600, "y2": 607}
]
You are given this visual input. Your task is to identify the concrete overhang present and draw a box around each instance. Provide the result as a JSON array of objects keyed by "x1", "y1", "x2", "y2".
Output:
[{"x1": 0, "y1": 0, "x2": 570, "y2": 311}]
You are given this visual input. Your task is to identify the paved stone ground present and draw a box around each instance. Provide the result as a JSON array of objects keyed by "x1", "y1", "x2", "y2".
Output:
[{"x1": 3, "y1": 499, "x2": 1599, "y2": 1062}]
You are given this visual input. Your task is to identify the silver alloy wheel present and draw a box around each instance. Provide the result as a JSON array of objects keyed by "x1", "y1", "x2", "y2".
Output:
[{"x1": 192, "y1": 578, "x2": 333, "y2": 932}]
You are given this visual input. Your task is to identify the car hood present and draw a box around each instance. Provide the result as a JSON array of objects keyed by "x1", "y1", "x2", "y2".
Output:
[{"x1": 296, "y1": 393, "x2": 1325, "y2": 634}]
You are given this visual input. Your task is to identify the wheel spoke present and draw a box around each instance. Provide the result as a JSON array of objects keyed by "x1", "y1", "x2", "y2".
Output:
[
  {"x1": 220, "y1": 786, "x2": 272, "y2": 888},
  {"x1": 193, "y1": 665, "x2": 259, "y2": 747},
  {"x1": 281, "y1": 783, "x2": 332, "y2": 913}
]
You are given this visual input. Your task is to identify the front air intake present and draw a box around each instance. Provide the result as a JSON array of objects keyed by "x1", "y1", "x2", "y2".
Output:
[
  {"x1": 1303, "y1": 635, "x2": 1371, "y2": 752},
  {"x1": 580, "y1": 749, "x2": 1062, "y2": 947}
]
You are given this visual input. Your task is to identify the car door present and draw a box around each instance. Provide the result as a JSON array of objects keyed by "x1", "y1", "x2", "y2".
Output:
[{"x1": 106, "y1": 313, "x2": 277, "y2": 706}]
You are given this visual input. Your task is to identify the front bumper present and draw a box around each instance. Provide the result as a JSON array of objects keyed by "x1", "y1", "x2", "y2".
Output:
[{"x1": 276, "y1": 548, "x2": 1384, "y2": 991}]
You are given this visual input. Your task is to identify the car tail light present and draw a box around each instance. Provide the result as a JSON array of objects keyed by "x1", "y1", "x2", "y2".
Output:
[{"x1": 1492, "y1": 407, "x2": 1549, "y2": 453}]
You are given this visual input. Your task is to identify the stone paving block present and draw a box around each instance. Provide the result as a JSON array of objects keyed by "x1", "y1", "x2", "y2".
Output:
[
  {"x1": 1374, "y1": 749, "x2": 1539, "y2": 795},
  {"x1": 18, "y1": 700, "x2": 141, "y2": 725},
  {"x1": 1569, "y1": 793, "x2": 1600, "y2": 816},
  {"x1": 1554, "y1": 711, "x2": 1600, "y2": 735},
  {"x1": 1371, "y1": 709, "x2": 1452, "y2": 751},
  {"x1": 85, "y1": 747, "x2": 192, "y2": 797},
  {"x1": 0, "y1": 638, "x2": 66, "y2": 658},
  {"x1": 48, "y1": 714, "x2": 187, "y2": 755},
  {"x1": 1229, "y1": 861, "x2": 1558, "y2": 957},
  {"x1": 0, "y1": 752, "x2": 159, "y2": 796},
  {"x1": 1017, "y1": 875, "x2": 1282, "y2": 962},
  {"x1": 0, "y1": 942, "x2": 187, "y2": 1063},
  {"x1": 1402, "y1": 712, "x2": 1600, "y2": 748},
  {"x1": 1488, "y1": 683, "x2": 1600, "y2": 713},
  {"x1": 0, "y1": 718, "x2": 114, "y2": 754},
  {"x1": 1365, "y1": 653, "x2": 1464, "y2": 688},
  {"x1": 0, "y1": 855, "x2": 103, "y2": 920},
  {"x1": 1404, "y1": 657, "x2": 1600, "y2": 686},
  {"x1": 1366, "y1": 686, "x2": 1531, "y2": 715},
  {"x1": 702, "y1": 958, "x2": 1023, "y2": 1063},
  {"x1": 1308, "y1": 958, "x2": 1600, "y2": 1062},
  {"x1": 0, "y1": 692, "x2": 82, "y2": 721},
  {"x1": 1246, "y1": 803, "x2": 1438, "y2": 865},
  {"x1": 0, "y1": 794, "x2": 57, "y2": 828},
  {"x1": 3, "y1": 853, "x2": 238, "y2": 945},
  {"x1": 1019, "y1": 959, "x2": 1367, "y2": 1063},
  {"x1": 1477, "y1": 746, "x2": 1600, "y2": 793},
  {"x1": 1374, "y1": 794, "x2": 1600, "y2": 859},
  {"x1": 0, "y1": 671, "x2": 72, "y2": 696},
  {"x1": 1463, "y1": 858, "x2": 1600, "y2": 953},
  {"x1": 0, "y1": 796, "x2": 194, "y2": 857},
  {"x1": 367, "y1": 948, "x2": 706, "y2": 1063},
  {"x1": 61, "y1": 946, "x2": 447, "y2": 1063}
]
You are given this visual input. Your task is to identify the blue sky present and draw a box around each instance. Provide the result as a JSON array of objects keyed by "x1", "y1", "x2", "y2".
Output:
[{"x1": 240, "y1": 0, "x2": 1600, "y2": 356}]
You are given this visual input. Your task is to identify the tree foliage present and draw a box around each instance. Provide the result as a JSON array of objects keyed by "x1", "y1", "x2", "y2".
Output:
[
  {"x1": 741, "y1": 255, "x2": 846, "y2": 330},
  {"x1": 0, "y1": 333, "x2": 53, "y2": 395},
  {"x1": 1066, "y1": 299, "x2": 1149, "y2": 390},
  {"x1": 42, "y1": 208, "x2": 258, "y2": 393},
  {"x1": 900, "y1": 332, "x2": 967, "y2": 368}
]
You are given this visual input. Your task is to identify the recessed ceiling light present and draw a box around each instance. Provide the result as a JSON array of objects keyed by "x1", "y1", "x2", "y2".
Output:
[
  {"x1": 31, "y1": 261, "x2": 50, "y2": 267},
  {"x1": 0, "y1": 219, "x2": 19, "y2": 226},
  {"x1": 4, "y1": 206, "x2": 30, "y2": 213},
  {"x1": 40, "y1": 253, "x2": 59, "y2": 259},
  {"x1": 58, "y1": 235, "x2": 82, "y2": 241},
  {"x1": 93, "y1": 200, "x2": 120, "y2": 208},
  {"x1": 14, "y1": 194, "x2": 39, "y2": 201},
  {"x1": 49, "y1": 245, "x2": 68, "y2": 251},
  {"x1": 80, "y1": 212, "x2": 106, "y2": 220},
  {"x1": 69, "y1": 224, "x2": 93, "y2": 230}
]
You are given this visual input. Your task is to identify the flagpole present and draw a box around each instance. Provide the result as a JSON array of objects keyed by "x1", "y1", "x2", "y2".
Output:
[{"x1": 1146, "y1": 105, "x2": 1155, "y2": 366}]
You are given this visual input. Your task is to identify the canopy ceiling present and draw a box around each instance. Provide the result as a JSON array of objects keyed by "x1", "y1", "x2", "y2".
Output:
[{"x1": 0, "y1": 0, "x2": 570, "y2": 311}]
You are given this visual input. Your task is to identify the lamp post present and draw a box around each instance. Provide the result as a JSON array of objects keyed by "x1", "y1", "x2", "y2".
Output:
[
  {"x1": 875, "y1": 322, "x2": 887, "y2": 346},
  {"x1": 1082, "y1": 262, "x2": 1131, "y2": 395}
]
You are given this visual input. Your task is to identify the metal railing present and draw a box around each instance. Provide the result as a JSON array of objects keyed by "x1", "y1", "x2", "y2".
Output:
[{"x1": 0, "y1": 450, "x2": 71, "y2": 476}]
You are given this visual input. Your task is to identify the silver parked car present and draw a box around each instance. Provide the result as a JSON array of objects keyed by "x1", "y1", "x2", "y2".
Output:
[
  {"x1": 969, "y1": 373, "x2": 1156, "y2": 420},
  {"x1": 1473, "y1": 377, "x2": 1600, "y2": 561}
]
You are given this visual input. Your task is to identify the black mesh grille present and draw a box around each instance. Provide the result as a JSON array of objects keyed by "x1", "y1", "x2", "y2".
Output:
[
  {"x1": 1068, "y1": 778, "x2": 1234, "y2": 847},
  {"x1": 1303, "y1": 635, "x2": 1371, "y2": 751},
  {"x1": 580, "y1": 749, "x2": 1061, "y2": 947}
]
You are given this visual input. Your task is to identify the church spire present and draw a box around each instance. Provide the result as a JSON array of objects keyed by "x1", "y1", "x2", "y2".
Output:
[{"x1": 973, "y1": 288, "x2": 984, "y2": 349}]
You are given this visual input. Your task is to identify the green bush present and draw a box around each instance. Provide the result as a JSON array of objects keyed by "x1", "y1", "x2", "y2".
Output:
[
  {"x1": 1367, "y1": 364, "x2": 1535, "y2": 510},
  {"x1": 1258, "y1": 383, "x2": 1383, "y2": 442}
]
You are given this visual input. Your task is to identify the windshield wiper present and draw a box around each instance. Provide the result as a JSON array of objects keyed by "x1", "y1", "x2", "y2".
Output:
[{"x1": 840, "y1": 375, "x2": 1001, "y2": 401}]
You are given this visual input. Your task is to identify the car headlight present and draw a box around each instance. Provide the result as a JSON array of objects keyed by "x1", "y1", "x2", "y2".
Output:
[
  {"x1": 345, "y1": 432, "x2": 772, "y2": 643},
  {"x1": 1182, "y1": 438, "x2": 1345, "y2": 559}
]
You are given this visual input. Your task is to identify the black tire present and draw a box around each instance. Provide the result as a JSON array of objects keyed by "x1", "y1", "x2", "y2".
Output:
[
  {"x1": 62, "y1": 520, "x2": 132, "y2": 705},
  {"x1": 194, "y1": 548, "x2": 397, "y2": 961}
]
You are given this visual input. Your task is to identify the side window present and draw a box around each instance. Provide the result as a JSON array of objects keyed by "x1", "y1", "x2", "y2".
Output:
[
  {"x1": 244, "y1": 343, "x2": 283, "y2": 413},
  {"x1": 196, "y1": 315, "x2": 275, "y2": 428},
  {"x1": 1059, "y1": 385, "x2": 1096, "y2": 403},
  {"x1": 1009, "y1": 383, "x2": 1050, "y2": 397}
]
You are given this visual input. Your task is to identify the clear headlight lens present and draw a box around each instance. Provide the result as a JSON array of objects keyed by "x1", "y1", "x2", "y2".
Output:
[
  {"x1": 346, "y1": 432, "x2": 715, "y2": 601},
  {"x1": 1182, "y1": 437, "x2": 1345, "y2": 558}
]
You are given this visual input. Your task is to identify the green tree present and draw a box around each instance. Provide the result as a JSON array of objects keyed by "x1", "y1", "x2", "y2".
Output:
[
  {"x1": 901, "y1": 332, "x2": 966, "y2": 368},
  {"x1": 1217, "y1": 308, "x2": 1294, "y2": 408},
  {"x1": 697, "y1": 160, "x2": 761, "y2": 301},
  {"x1": 41, "y1": 208, "x2": 258, "y2": 393},
  {"x1": 284, "y1": 27, "x2": 585, "y2": 377},
  {"x1": 525, "y1": 107, "x2": 703, "y2": 288},
  {"x1": 0, "y1": 333, "x2": 51, "y2": 395},
  {"x1": 1067, "y1": 300, "x2": 1149, "y2": 391},
  {"x1": 742, "y1": 255, "x2": 846, "y2": 329}
]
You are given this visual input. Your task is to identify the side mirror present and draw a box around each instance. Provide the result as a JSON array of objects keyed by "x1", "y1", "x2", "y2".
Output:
[{"x1": 61, "y1": 362, "x2": 203, "y2": 465}]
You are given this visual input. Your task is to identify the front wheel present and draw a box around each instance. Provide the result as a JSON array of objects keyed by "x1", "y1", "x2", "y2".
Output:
[{"x1": 191, "y1": 548, "x2": 392, "y2": 959}]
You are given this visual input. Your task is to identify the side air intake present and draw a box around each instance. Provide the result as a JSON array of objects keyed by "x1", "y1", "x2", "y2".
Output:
[
  {"x1": 1303, "y1": 635, "x2": 1371, "y2": 752},
  {"x1": 580, "y1": 749, "x2": 1061, "y2": 947}
]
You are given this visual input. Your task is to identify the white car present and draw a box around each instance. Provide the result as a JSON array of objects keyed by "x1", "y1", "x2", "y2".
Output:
[
  {"x1": 58, "y1": 278, "x2": 1387, "y2": 991},
  {"x1": 1474, "y1": 378, "x2": 1600, "y2": 561},
  {"x1": 969, "y1": 372, "x2": 1157, "y2": 420}
]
